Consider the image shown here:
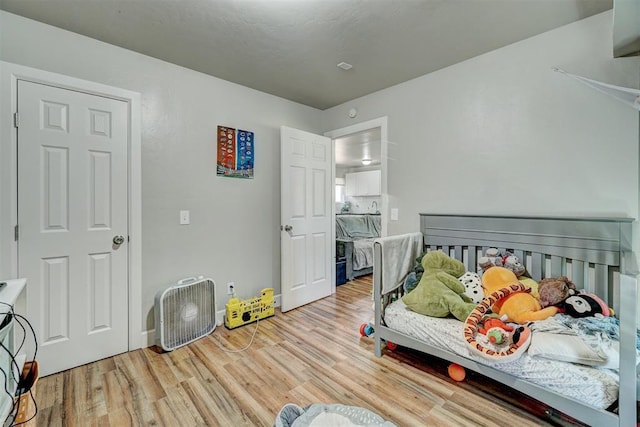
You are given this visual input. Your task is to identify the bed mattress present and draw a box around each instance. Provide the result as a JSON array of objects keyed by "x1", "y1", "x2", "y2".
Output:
[{"x1": 384, "y1": 299, "x2": 620, "y2": 409}]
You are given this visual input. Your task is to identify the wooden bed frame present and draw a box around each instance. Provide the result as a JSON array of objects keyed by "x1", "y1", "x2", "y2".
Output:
[{"x1": 372, "y1": 214, "x2": 637, "y2": 427}]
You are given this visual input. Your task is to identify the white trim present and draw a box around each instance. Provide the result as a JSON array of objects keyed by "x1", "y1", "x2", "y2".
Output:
[
  {"x1": 331, "y1": 138, "x2": 337, "y2": 293},
  {"x1": 142, "y1": 328, "x2": 156, "y2": 348},
  {"x1": 325, "y1": 117, "x2": 389, "y2": 236},
  {"x1": 0, "y1": 61, "x2": 143, "y2": 351}
]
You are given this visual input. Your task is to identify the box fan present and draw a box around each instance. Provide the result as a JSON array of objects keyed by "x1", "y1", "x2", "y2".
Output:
[{"x1": 154, "y1": 276, "x2": 216, "y2": 351}]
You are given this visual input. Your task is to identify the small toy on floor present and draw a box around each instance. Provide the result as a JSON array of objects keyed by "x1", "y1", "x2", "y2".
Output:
[
  {"x1": 359, "y1": 322, "x2": 397, "y2": 350},
  {"x1": 447, "y1": 363, "x2": 466, "y2": 381},
  {"x1": 225, "y1": 288, "x2": 275, "y2": 329}
]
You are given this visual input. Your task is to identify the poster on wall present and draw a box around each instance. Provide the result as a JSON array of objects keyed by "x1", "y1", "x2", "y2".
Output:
[{"x1": 217, "y1": 125, "x2": 254, "y2": 178}]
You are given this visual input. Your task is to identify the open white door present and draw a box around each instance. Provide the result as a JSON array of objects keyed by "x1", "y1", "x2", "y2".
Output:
[{"x1": 280, "y1": 126, "x2": 332, "y2": 312}]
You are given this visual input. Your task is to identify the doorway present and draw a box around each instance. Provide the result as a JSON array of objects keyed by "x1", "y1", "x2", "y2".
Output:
[{"x1": 325, "y1": 117, "x2": 388, "y2": 289}]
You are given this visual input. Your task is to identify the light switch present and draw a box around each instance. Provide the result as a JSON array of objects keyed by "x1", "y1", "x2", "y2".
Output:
[
  {"x1": 180, "y1": 210, "x2": 190, "y2": 225},
  {"x1": 391, "y1": 208, "x2": 399, "y2": 221}
]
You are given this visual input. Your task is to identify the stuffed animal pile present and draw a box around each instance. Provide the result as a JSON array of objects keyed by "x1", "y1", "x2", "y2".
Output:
[
  {"x1": 477, "y1": 314, "x2": 513, "y2": 344},
  {"x1": 532, "y1": 275, "x2": 613, "y2": 318},
  {"x1": 402, "y1": 251, "x2": 477, "y2": 321},
  {"x1": 562, "y1": 292, "x2": 613, "y2": 317},
  {"x1": 538, "y1": 276, "x2": 576, "y2": 308},
  {"x1": 458, "y1": 272, "x2": 483, "y2": 304},
  {"x1": 481, "y1": 267, "x2": 558, "y2": 324},
  {"x1": 478, "y1": 248, "x2": 527, "y2": 277},
  {"x1": 478, "y1": 248, "x2": 539, "y2": 299},
  {"x1": 463, "y1": 282, "x2": 533, "y2": 362},
  {"x1": 402, "y1": 251, "x2": 427, "y2": 294},
  {"x1": 402, "y1": 249, "x2": 613, "y2": 325}
]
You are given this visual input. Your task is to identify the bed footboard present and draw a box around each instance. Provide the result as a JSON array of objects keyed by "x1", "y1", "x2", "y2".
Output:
[{"x1": 372, "y1": 214, "x2": 637, "y2": 427}]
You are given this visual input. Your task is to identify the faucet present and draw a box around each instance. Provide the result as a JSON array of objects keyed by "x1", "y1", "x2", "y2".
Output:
[{"x1": 371, "y1": 201, "x2": 378, "y2": 213}]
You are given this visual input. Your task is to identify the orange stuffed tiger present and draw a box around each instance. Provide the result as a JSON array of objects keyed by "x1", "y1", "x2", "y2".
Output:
[{"x1": 463, "y1": 283, "x2": 532, "y2": 362}]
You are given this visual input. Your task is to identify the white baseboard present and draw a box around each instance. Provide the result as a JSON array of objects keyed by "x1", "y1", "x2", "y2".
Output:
[
  {"x1": 141, "y1": 293, "x2": 281, "y2": 348},
  {"x1": 141, "y1": 328, "x2": 155, "y2": 347}
]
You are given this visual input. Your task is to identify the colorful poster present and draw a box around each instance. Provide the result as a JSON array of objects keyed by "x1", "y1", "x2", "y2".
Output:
[{"x1": 217, "y1": 126, "x2": 254, "y2": 178}]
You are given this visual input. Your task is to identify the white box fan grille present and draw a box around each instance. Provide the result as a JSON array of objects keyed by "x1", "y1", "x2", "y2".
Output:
[{"x1": 154, "y1": 277, "x2": 216, "y2": 351}]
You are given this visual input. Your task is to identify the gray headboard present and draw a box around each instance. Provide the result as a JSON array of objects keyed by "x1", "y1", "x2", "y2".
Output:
[{"x1": 419, "y1": 214, "x2": 634, "y2": 314}]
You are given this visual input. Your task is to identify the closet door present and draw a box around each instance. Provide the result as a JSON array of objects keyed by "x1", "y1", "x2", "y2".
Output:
[{"x1": 17, "y1": 80, "x2": 129, "y2": 376}]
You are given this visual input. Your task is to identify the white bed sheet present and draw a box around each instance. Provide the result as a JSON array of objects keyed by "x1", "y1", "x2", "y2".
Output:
[{"x1": 384, "y1": 299, "x2": 620, "y2": 409}]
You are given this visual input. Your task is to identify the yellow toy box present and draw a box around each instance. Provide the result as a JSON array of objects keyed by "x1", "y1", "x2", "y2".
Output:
[{"x1": 225, "y1": 288, "x2": 274, "y2": 329}]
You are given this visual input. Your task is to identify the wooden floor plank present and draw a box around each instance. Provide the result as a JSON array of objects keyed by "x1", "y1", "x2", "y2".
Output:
[{"x1": 34, "y1": 276, "x2": 587, "y2": 426}]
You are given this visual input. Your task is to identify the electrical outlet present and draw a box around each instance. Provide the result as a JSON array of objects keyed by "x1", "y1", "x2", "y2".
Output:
[{"x1": 226, "y1": 282, "x2": 235, "y2": 295}]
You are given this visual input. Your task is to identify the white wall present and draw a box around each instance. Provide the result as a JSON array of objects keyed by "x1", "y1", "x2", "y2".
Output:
[
  {"x1": 322, "y1": 11, "x2": 640, "y2": 236},
  {"x1": 343, "y1": 196, "x2": 381, "y2": 214},
  {"x1": 0, "y1": 11, "x2": 322, "y2": 333},
  {"x1": 2, "y1": 9, "x2": 639, "y2": 339}
]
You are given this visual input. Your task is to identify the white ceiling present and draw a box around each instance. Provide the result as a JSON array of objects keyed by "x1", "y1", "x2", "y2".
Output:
[
  {"x1": 0, "y1": 0, "x2": 613, "y2": 110},
  {"x1": 335, "y1": 128, "x2": 382, "y2": 168}
]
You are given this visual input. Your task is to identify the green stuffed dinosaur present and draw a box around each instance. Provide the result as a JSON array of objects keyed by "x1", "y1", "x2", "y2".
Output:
[{"x1": 402, "y1": 250, "x2": 477, "y2": 321}]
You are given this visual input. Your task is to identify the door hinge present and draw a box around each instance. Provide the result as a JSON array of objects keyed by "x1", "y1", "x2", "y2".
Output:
[
  {"x1": 13, "y1": 112, "x2": 19, "y2": 128},
  {"x1": 14, "y1": 225, "x2": 18, "y2": 242}
]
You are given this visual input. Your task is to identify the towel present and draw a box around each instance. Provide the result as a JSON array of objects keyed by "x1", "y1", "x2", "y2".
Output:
[
  {"x1": 335, "y1": 214, "x2": 381, "y2": 239},
  {"x1": 352, "y1": 239, "x2": 375, "y2": 270},
  {"x1": 374, "y1": 232, "x2": 423, "y2": 294}
]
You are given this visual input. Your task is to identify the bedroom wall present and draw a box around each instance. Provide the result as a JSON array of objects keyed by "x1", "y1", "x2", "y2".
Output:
[
  {"x1": 322, "y1": 10, "x2": 640, "y2": 234},
  {"x1": 0, "y1": 11, "x2": 322, "y2": 336},
  {"x1": 322, "y1": 10, "x2": 640, "y2": 322}
]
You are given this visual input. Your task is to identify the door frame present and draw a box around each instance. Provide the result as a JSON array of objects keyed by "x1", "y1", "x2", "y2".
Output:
[
  {"x1": 324, "y1": 116, "x2": 388, "y2": 291},
  {"x1": 0, "y1": 61, "x2": 143, "y2": 350}
]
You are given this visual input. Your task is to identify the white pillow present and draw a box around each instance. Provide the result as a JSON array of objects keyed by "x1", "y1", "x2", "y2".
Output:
[
  {"x1": 591, "y1": 339, "x2": 620, "y2": 370},
  {"x1": 528, "y1": 332, "x2": 609, "y2": 366}
]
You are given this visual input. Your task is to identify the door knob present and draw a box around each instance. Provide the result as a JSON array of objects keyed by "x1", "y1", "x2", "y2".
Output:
[
  {"x1": 283, "y1": 225, "x2": 293, "y2": 232},
  {"x1": 113, "y1": 235, "x2": 125, "y2": 245}
]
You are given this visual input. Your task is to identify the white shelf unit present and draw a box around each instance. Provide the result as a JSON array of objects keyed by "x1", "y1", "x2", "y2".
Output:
[{"x1": 0, "y1": 279, "x2": 27, "y2": 425}]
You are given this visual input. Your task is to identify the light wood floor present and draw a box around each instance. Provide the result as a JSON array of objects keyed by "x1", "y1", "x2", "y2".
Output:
[{"x1": 36, "y1": 276, "x2": 584, "y2": 426}]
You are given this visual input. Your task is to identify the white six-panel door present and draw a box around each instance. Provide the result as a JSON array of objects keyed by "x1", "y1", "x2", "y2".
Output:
[
  {"x1": 280, "y1": 126, "x2": 332, "y2": 312},
  {"x1": 17, "y1": 80, "x2": 129, "y2": 376}
]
